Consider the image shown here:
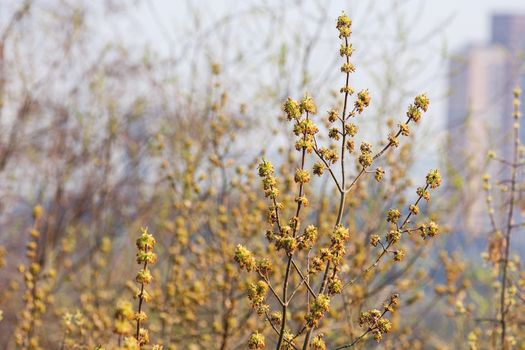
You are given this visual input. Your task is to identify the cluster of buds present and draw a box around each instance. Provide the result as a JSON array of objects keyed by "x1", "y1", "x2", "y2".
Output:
[
  {"x1": 283, "y1": 95, "x2": 318, "y2": 120},
  {"x1": 255, "y1": 257, "x2": 273, "y2": 275},
  {"x1": 114, "y1": 299, "x2": 134, "y2": 338},
  {"x1": 257, "y1": 159, "x2": 292, "y2": 230},
  {"x1": 345, "y1": 123, "x2": 358, "y2": 137},
  {"x1": 336, "y1": 12, "x2": 374, "y2": 121},
  {"x1": 234, "y1": 244, "x2": 256, "y2": 272},
  {"x1": 406, "y1": 94, "x2": 430, "y2": 123},
  {"x1": 294, "y1": 168, "x2": 310, "y2": 184},
  {"x1": 425, "y1": 169, "x2": 441, "y2": 189},
  {"x1": 328, "y1": 225, "x2": 350, "y2": 264},
  {"x1": 386, "y1": 208, "x2": 401, "y2": 224},
  {"x1": 258, "y1": 159, "x2": 279, "y2": 200},
  {"x1": 305, "y1": 294, "x2": 330, "y2": 327},
  {"x1": 388, "y1": 131, "x2": 400, "y2": 147},
  {"x1": 311, "y1": 334, "x2": 326, "y2": 350},
  {"x1": 234, "y1": 245, "x2": 275, "y2": 313},
  {"x1": 358, "y1": 309, "x2": 391, "y2": 342},
  {"x1": 14, "y1": 205, "x2": 57, "y2": 348},
  {"x1": 248, "y1": 332, "x2": 265, "y2": 349},
  {"x1": 309, "y1": 253, "x2": 328, "y2": 274},
  {"x1": 284, "y1": 94, "x2": 319, "y2": 154},
  {"x1": 131, "y1": 227, "x2": 157, "y2": 348},
  {"x1": 370, "y1": 234, "x2": 381, "y2": 247},
  {"x1": 384, "y1": 294, "x2": 400, "y2": 312},
  {"x1": 419, "y1": 221, "x2": 440, "y2": 240},
  {"x1": 257, "y1": 152, "x2": 318, "y2": 256},
  {"x1": 482, "y1": 174, "x2": 491, "y2": 191},
  {"x1": 399, "y1": 123, "x2": 410, "y2": 136},
  {"x1": 274, "y1": 230, "x2": 297, "y2": 255},
  {"x1": 336, "y1": 12, "x2": 352, "y2": 39},
  {"x1": 328, "y1": 276, "x2": 343, "y2": 295},
  {"x1": 268, "y1": 311, "x2": 282, "y2": 328},
  {"x1": 409, "y1": 204, "x2": 420, "y2": 215},
  {"x1": 27, "y1": 206, "x2": 43, "y2": 260},
  {"x1": 355, "y1": 90, "x2": 371, "y2": 114},
  {"x1": 513, "y1": 87, "x2": 521, "y2": 119},
  {"x1": 300, "y1": 94, "x2": 317, "y2": 114},
  {"x1": 385, "y1": 94, "x2": 430, "y2": 150},
  {"x1": 247, "y1": 281, "x2": 269, "y2": 315},
  {"x1": 416, "y1": 186, "x2": 431, "y2": 201},
  {"x1": 281, "y1": 330, "x2": 296, "y2": 349},
  {"x1": 386, "y1": 229, "x2": 401, "y2": 244},
  {"x1": 374, "y1": 167, "x2": 385, "y2": 182},
  {"x1": 359, "y1": 142, "x2": 373, "y2": 168},
  {"x1": 317, "y1": 147, "x2": 339, "y2": 164},
  {"x1": 61, "y1": 310, "x2": 86, "y2": 347},
  {"x1": 308, "y1": 224, "x2": 350, "y2": 277},
  {"x1": 297, "y1": 225, "x2": 318, "y2": 250},
  {"x1": 313, "y1": 161, "x2": 325, "y2": 176},
  {"x1": 393, "y1": 249, "x2": 405, "y2": 262}
]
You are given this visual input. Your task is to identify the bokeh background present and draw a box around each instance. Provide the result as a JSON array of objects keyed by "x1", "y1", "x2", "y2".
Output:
[{"x1": 1, "y1": 1, "x2": 524, "y2": 349}]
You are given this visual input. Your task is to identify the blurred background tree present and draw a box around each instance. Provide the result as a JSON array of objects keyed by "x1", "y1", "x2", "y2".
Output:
[{"x1": 0, "y1": 0, "x2": 523, "y2": 349}]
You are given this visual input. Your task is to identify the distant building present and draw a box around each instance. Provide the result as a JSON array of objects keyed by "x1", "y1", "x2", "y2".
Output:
[
  {"x1": 447, "y1": 14, "x2": 525, "y2": 237},
  {"x1": 492, "y1": 14, "x2": 525, "y2": 141},
  {"x1": 492, "y1": 14, "x2": 525, "y2": 52}
]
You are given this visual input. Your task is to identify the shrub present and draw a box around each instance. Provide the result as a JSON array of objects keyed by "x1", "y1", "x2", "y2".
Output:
[{"x1": 235, "y1": 12, "x2": 441, "y2": 349}]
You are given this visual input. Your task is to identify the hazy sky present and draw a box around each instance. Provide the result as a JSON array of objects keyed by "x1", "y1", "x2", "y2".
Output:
[
  {"x1": 121, "y1": 0, "x2": 524, "y2": 169},
  {"x1": 138, "y1": 0, "x2": 525, "y2": 55},
  {"x1": 1, "y1": 0, "x2": 523, "y2": 176},
  {"x1": 425, "y1": 0, "x2": 525, "y2": 51},
  {"x1": 135, "y1": 0, "x2": 525, "y2": 115},
  {"x1": 3, "y1": 0, "x2": 517, "y2": 131},
  {"x1": 4, "y1": 0, "x2": 524, "y2": 128},
  {"x1": 408, "y1": 0, "x2": 525, "y2": 121},
  {"x1": 141, "y1": 0, "x2": 525, "y2": 50}
]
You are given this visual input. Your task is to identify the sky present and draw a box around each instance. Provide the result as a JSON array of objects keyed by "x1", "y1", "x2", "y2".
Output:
[
  {"x1": 3, "y1": 0, "x2": 524, "y2": 127},
  {"x1": 4, "y1": 0, "x2": 521, "y2": 167},
  {"x1": 411, "y1": 0, "x2": 525, "y2": 126},
  {"x1": 426, "y1": 0, "x2": 525, "y2": 50},
  {"x1": 130, "y1": 0, "x2": 525, "y2": 120},
  {"x1": 137, "y1": 0, "x2": 525, "y2": 52},
  {"x1": 108, "y1": 0, "x2": 521, "y2": 173}
]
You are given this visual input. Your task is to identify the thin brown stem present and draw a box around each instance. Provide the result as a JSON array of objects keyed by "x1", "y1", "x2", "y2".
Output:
[
  {"x1": 343, "y1": 184, "x2": 428, "y2": 290},
  {"x1": 276, "y1": 112, "x2": 310, "y2": 350},
  {"x1": 135, "y1": 249, "x2": 148, "y2": 344},
  {"x1": 302, "y1": 35, "x2": 352, "y2": 349},
  {"x1": 499, "y1": 98, "x2": 520, "y2": 349},
  {"x1": 291, "y1": 259, "x2": 317, "y2": 299},
  {"x1": 333, "y1": 299, "x2": 394, "y2": 349}
]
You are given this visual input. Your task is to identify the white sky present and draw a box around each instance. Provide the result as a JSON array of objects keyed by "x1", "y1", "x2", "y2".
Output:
[
  {"x1": 4, "y1": 0, "x2": 523, "y2": 168},
  {"x1": 133, "y1": 0, "x2": 525, "y2": 116},
  {"x1": 426, "y1": 0, "x2": 525, "y2": 50},
  {"x1": 120, "y1": 0, "x2": 524, "y2": 171}
]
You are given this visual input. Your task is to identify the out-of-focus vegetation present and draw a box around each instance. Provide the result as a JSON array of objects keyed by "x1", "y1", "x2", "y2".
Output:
[{"x1": 0, "y1": 1, "x2": 523, "y2": 350}]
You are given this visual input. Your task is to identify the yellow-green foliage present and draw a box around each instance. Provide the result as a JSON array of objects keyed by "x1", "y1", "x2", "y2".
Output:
[
  {"x1": 1, "y1": 4, "x2": 522, "y2": 350},
  {"x1": 0, "y1": 9, "x2": 447, "y2": 350},
  {"x1": 234, "y1": 12, "x2": 441, "y2": 350}
]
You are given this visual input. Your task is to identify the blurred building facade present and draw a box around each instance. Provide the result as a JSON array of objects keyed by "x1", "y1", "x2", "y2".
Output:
[{"x1": 447, "y1": 14, "x2": 525, "y2": 237}]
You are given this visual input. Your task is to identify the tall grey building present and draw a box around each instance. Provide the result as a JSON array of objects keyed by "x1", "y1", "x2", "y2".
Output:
[{"x1": 447, "y1": 14, "x2": 525, "y2": 237}]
